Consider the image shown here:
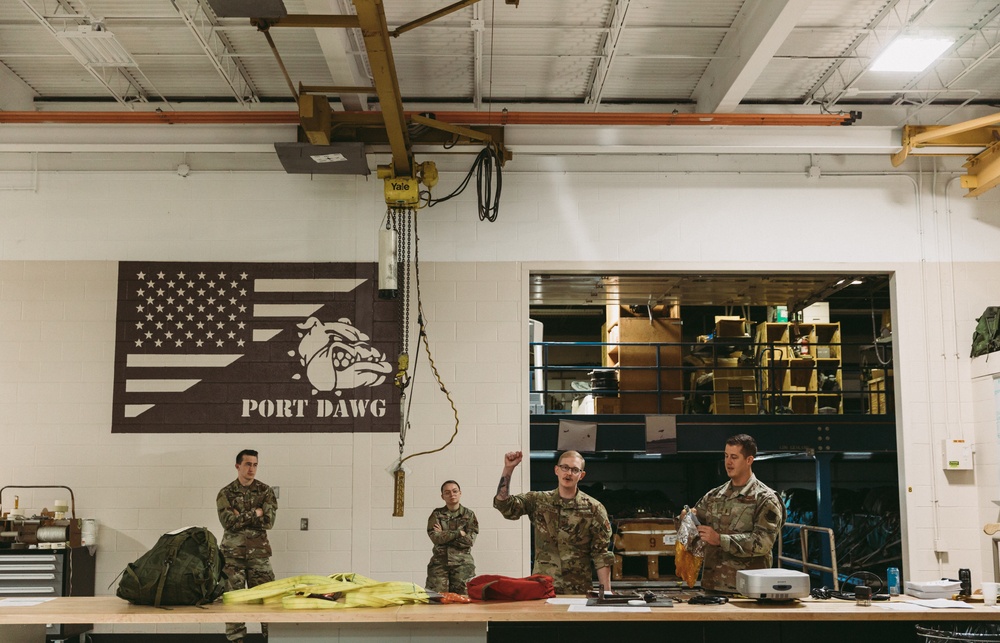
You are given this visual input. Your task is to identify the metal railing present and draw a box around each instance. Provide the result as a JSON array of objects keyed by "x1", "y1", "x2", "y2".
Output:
[
  {"x1": 529, "y1": 339, "x2": 891, "y2": 416},
  {"x1": 778, "y1": 521, "x2": 839, "y2": 590}
]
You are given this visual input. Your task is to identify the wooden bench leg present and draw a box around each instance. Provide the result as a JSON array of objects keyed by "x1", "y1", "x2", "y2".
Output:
[
  {"x1": 613, "y1": 554, "x2": 623, "y2": 581},
  {"x1": 647, "y1": 555, "x2": 659, "y2": 580}
]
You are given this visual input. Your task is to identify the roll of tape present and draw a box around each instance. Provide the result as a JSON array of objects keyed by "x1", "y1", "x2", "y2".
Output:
[{"x1": 36, "y1": 526, "x2": 69, "y2": 543}]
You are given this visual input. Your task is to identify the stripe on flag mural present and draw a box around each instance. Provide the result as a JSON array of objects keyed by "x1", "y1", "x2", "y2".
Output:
[{"x1": 112, "y1": 262, "x2": 400, "y2": 433}]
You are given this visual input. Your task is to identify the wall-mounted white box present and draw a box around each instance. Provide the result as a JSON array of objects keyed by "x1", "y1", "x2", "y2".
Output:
[{"x1": 943, "y1": 439, "x2": 973, "y2": 470}]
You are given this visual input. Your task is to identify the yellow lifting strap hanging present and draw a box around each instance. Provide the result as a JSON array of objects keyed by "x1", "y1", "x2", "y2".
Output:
[{"x1": 392, "y1": 468, "x2": 405, "y2": 517}]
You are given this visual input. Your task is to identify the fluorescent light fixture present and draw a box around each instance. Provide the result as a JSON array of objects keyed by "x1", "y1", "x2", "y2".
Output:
[
  {"x1": 871, "y1": 36, "x2": 952, "y2": 72},
  {"x1": 57, "y1": 25, "x2": 136, "y2": 68}
]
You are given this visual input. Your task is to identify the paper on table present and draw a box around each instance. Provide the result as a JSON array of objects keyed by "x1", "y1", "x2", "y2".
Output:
[
  {"x1": 547, "y1": 598, "x2": 588, "y2": 605},
  {"x1": 878, "y1": 602, "x2": 931, "y2": 611},
  {"x1": 0, "y1": 597, "x2": 56, "y2": 607},
  {"x1": 568, "y1": 605, "x2": 652, "y2": 613},
  {"x1": 911, "y1": 599, "x2": 975, "y2": 609}
]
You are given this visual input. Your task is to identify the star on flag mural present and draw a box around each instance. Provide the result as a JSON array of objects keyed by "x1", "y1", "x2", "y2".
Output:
[{"x1": 112, "y1": 262, "x2": 400, "y2": 433}]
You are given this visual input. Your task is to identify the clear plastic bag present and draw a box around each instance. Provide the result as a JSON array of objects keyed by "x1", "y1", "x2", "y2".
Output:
[
  {"x1": 677, "y1": 509, "x2": 706, "y2": 556},
  {"x1": 675, "y1": 507, "x2": 705, "y2": 587}
]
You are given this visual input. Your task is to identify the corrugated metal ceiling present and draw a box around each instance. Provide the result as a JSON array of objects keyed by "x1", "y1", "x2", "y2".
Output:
[{"x1": 1, "y1": 0, "x2": 998, "y2": 113}]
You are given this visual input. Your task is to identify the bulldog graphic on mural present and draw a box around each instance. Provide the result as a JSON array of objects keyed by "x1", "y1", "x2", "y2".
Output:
[{"x1": 296, "y1": 316, "x2": 393, "y2": 392}]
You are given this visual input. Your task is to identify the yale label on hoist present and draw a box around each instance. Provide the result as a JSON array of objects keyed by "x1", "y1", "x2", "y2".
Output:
[{"x1": 384, "y1": 177, "x2": 419, "y2": 206}]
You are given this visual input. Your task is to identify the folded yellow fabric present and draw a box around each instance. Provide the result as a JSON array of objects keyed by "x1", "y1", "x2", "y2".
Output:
[{"x1": 223, "y1": 573, "x2": 429, "y2": 609}]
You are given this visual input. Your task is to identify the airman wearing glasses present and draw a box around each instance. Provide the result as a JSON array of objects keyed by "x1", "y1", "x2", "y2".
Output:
[{"x1": 494, "y1": 450, "x2": 614, "y2": 595}]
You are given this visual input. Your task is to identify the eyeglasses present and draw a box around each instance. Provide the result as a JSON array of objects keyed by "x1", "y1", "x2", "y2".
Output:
[{"x1": 557, "y1": 464, "x2": 583, "y2": 475}]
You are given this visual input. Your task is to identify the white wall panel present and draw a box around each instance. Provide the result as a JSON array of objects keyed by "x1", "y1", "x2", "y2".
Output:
[{"x1": 1, "y1": 160, "x2": 1000, "y2": 631}]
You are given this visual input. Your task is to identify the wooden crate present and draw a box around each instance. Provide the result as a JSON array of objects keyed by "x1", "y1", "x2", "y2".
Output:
[
  {"x1": 715, "y1": 318, "x2": 750, "y2": 338},
  {"x1": 615, "y1": 519, "x2": 676, "y2": 554},
  {"x1": 713, "y1": 374, "x2": 758, "y2": 414},
  {"x1": 594, "y1": 397, "x2": 621, "y2": 414},
  {"x1": 866, "y1": 377, "x2": 887, "y2": 414},
  {"x1": 611, "y1": 318, "x2": 683, "y2": 414}
]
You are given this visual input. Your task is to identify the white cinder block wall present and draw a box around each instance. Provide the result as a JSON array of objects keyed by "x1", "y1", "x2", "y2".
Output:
[{"x1": 1, "y1": 161, "x2": 1000, "y2": 633}]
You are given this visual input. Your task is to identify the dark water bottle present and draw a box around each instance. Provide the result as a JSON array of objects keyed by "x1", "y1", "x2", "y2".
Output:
[{"x1": 887, "y1": 567, "x2": 900, "y2": 596}]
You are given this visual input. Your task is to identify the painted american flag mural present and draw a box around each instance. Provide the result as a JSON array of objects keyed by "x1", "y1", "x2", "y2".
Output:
[{"x1": 113, "y1": 262, "x2": 400, "y2": 433}]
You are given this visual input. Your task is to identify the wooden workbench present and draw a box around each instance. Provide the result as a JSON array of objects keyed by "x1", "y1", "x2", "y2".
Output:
[{"x1": 1, "y1": 595, "x2": 997, "y2": 642}]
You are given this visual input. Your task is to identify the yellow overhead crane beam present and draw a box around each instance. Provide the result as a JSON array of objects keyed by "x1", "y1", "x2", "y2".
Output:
[
  {"x1": 252, "y1": 0, "x2": 512, "y2": 207},
  {"x1": 892, "y1": 112, "x2": 1000, "y2": 197}
]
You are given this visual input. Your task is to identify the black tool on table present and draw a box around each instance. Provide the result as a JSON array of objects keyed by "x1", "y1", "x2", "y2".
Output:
[{"x1": 689, "y1": 595, "x2": 729, "y2": 605}]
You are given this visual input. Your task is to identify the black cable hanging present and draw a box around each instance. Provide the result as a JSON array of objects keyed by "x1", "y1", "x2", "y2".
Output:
[{"x1": 423, "y1": 143, "x2": 503, "y2": 222}]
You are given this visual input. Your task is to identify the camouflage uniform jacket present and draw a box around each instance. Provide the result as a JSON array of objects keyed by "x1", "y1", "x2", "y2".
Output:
[
  {"x1": 694, "y1": 474, "x2": 783, "y2": 593},
  {"x1": 494, "y1": 489, "x2": 615, "y2": 594},
  {"x1": 216, "y1": 478, "x2": 277, "y2": 560},
  {"x1": 427, "y1": 505, "x2": 478, "y2": 566}
]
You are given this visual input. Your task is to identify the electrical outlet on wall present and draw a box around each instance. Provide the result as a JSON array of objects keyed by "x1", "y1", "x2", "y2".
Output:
[{"x1": 300, "y1": 518, "x2": 309, "y2": 531}]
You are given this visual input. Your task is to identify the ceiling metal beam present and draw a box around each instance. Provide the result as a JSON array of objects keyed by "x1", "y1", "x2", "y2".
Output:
[
  {"x1": 390, "y1": 0, "x2": 482, "y2": 38},
  {"x1": 585, "y1": 0, "x2": 630, "y2": 109},
  {"x1": 16, "y1": 0, "x2": 159, "y2": 109},
  {"x1": 888, "y1": 5, "x2": 1000, "y2": 122},
  {"x1": 693, "y1": 0, "x2": 811, "y2": 113},
  {"x1": 304, "y1": 0, "x2": 371, "y2": 112},
  {"x1": 0, "y1": 61, "x2": 36, "y2": 110},
  {"x1": 351, "y1": 0, "x2": 411, "y2": 176},
  {"x1": 802, "y1": 0, "x2": 907, "y2": 107},
  {"x1": 891, "y1": 4, "x2": 1000, "y2": 101},
  {"x1": 172, "y1": 0, "x2": 260, "y2": 106}
]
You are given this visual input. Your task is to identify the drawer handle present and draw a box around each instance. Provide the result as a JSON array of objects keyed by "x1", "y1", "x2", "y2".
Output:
[
  {"x1": 0, "y1": 574, "x2": 56, "y2": 581},
  {"x1": 0, "y1": 587, "x2": 56, "y2": 594},
  {"x1": 0, "y1": 556, "x2": 57, "y2": 563}
]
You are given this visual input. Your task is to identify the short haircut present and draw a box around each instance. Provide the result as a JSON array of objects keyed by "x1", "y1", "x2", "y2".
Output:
[
  {"x1": 441, "y1": 480, "x2": 461, "y2": 493},
  {"x1": 236, "y1": 449, "x2": 258, "y2": 465},
  {"x1": 726, "y1": 434, "x2": 757, "y2": 459},
  {"x1": 557, "y1": 450, "x2": 586, "y2": 470}
]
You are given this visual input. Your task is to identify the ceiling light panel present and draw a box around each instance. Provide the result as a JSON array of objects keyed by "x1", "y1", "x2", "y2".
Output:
[
  {"x1": 57, "y1": 26, "x2": 136, "y2": 67},
  {"x1": 871, "y1": 36, "x2": 953, "y2": 72}
]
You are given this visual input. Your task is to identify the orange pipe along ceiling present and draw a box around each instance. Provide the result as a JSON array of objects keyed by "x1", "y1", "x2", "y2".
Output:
[{"x1": 0, "y1": 111, "x2": 854, "y2": 127}]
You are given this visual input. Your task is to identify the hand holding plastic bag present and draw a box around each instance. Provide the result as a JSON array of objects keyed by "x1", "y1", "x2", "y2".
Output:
[{"x1": 675, "y1": 507, "x2": 705, "y2": 587}]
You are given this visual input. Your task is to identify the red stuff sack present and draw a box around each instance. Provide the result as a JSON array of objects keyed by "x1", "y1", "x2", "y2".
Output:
[{"x1": 466, "y1": 574, "x2": 555, "y2": 601}]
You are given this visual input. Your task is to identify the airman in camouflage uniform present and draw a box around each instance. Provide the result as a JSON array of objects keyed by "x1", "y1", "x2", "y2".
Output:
[
  {"x1": 425, "y1": 480, "x2": 478, "y2": 594},
  {"x1": 494, "y1": 450, "x2": 615, "y2": 595},
  {"x1": 692, "y1": 434, "x2": 783, "y2": 593},
  {"x1": 217, "y1": 449, "x2": 277, "y2": 643}
]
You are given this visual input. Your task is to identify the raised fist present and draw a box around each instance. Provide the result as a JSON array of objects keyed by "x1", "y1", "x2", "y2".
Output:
[{"x1": 504, "y1": 451, "x2": 523, "y2": 468}]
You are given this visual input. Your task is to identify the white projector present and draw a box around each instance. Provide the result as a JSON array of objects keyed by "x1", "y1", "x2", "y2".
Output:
[{"x1": 736, "y1": 569, "x2": 811, "y2": 600}]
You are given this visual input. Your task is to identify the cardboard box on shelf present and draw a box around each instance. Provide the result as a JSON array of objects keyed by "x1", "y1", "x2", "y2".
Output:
[
  {"x1": 594, "y1": 397, "x2": 621, "y2": 414},
  {"x1": 715, "y1": 318, "x2": 750, "y2": 338},
  {"x1": 801, "y1": 302, "x2": 830, "y2": 323}
]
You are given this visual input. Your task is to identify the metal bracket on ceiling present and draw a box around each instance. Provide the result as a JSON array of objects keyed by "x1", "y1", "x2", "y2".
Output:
[{"x1": 891, "y1": 112, "x2": 1000, "y2": 197}]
